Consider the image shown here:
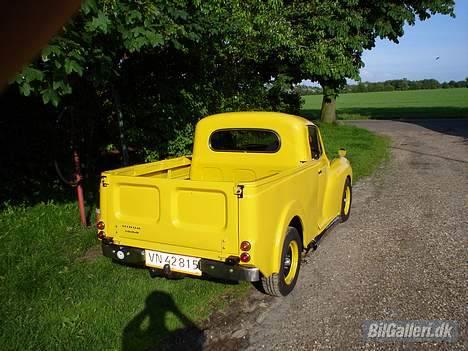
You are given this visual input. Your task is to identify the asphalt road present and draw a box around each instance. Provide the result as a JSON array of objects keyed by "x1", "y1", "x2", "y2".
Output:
[{"x1": 200, "y1": 119, "x2": 467, "y2": 351}]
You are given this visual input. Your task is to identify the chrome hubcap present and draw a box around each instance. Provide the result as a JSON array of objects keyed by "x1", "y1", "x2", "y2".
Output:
[{"x1": 283, "y1": 248, "x2": 292, "y2": 276}]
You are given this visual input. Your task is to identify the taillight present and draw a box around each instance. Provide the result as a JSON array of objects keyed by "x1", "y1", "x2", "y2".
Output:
[
  {"x1": 97, "y1": 221, "x2": 105, "y2": 230},
  {"x1": 97, "y1": 231, "x2": 106, "y2": 240},
  {"x1": 240, "y1": 252, "x2": 250, "y2": 263},
  {"x1": 240, "y1": 241, "x2": 251, "y2": 251}
]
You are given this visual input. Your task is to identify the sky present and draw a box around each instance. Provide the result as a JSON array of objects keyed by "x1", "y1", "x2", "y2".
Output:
[
  {"x1": 303, "y1": 1, "x2": 468, "y2": 85},
  {"x1": 360, "y1": 0, "x2": 468, "y2": 82}
]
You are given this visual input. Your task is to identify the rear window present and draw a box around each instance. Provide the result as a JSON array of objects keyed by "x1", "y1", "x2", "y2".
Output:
[{"x1": 209, "y1": 129, "x2": 280, "y2": 153}]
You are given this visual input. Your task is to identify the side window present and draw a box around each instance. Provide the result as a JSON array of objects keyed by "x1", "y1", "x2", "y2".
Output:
[{"x1": 308, "y1": 126, "x2": 322, "y2": 160}]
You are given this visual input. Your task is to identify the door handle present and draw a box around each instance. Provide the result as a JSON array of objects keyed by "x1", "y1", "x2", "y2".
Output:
[{"x1": 318, "y1": 170, "x2": 322, "y2": 175}]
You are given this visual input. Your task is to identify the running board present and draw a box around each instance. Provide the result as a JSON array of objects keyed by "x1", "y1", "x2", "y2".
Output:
[{"x1": 305, "y1": 216, "x2": 341, "y2": 253}]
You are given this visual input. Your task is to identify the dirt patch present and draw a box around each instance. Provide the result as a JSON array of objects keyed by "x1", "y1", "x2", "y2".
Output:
[
  {"x1": 77, "y1": 244, "x2": 102, "y2": 262},
  {"x1": 159, "y1": 285, "x2": 276, "y2": 350}
]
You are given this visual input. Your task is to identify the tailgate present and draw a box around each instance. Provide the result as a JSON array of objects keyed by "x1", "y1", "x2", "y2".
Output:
[{"x1": 103, "y1": 175, "x2": 239, "y2": 259}]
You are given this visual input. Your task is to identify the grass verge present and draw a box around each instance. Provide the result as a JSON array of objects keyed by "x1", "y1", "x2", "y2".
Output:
[
  {"x1": 317, "y1": 122, "x2": 390, "y2": 181},
  {"x1": 0, "y1": 124, "x2": 388, "y2": 350},
  {"x1": 0, "y1": 203, "x2": 249, "y2": 351}
]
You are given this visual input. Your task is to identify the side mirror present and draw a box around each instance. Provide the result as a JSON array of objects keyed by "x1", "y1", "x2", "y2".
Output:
[{"x1": 338, "y1": 148, "x2": 347, "y2": 158}]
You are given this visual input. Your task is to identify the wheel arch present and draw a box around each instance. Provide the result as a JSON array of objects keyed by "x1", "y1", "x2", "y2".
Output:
[
  {"x1": 268, "y1": 202, "x2": 305, "y2": 276},
  {"x1": 288, "y1": 215, "x2": 304, "y2": 248}
]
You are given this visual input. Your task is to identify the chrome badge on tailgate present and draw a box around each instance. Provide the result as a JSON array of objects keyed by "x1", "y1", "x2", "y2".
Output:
[{"x1": 121, "y1": 224, "x2": 141, "y2": 234}]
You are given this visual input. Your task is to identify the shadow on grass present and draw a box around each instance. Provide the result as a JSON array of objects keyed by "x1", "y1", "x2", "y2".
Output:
[
  {"x1": 122, "y1": 290, "x2": 205, "y2": 351},
  {"x1": 301, "y1": 106, "x2": 468, "y2": 121}
]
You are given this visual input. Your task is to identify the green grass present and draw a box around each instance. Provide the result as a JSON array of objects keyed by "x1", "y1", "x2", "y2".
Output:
[
  {"x1": 318, "y1": 122, "x2": 389, "y2": 181},
  {"x1": 0, "y1": 123, "x2": 388, "y2": 350},
  {"x1": 0, "y1": 203, "x2": 249, "y2": 351},
  {"x1": 302, "y1": 88, "x2": 468, "y2": 120}
]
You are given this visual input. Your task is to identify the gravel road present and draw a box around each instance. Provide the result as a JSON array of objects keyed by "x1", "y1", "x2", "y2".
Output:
[{"x1": 200, "y1": 119, "x2": 467, "y2": 351}]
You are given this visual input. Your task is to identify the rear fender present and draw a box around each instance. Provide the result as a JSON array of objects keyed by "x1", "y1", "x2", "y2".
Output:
[{"x1": 267, "y1": 201, "x2": 305, "y2": 276}]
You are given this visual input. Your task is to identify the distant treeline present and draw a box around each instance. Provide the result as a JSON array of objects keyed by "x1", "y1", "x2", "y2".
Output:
[{"x1": 296, "y1": 78, "x2": 468, "y2": 95}]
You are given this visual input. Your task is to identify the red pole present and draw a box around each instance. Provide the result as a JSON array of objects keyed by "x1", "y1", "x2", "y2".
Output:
[{"x1": 73, "y1": 150, "x2": 87, "y2": 226}]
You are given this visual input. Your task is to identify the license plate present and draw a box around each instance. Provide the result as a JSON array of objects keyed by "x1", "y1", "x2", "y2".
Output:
[{"x1": 145, "y1": 250, "x2": 202, "y2": 276}]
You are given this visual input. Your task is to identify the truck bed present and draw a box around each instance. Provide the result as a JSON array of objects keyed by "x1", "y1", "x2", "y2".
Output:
[
  {"x1": 105, "y1": 156, "x2": 192, "y2": 179},
  {"x1": 100, "y1": 157, "x2": 243, "y2": 261}
]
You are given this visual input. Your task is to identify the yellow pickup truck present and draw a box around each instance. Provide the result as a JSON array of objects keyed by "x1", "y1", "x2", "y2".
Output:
[{"x1": 97, "y1": 112, "x2": 352, "y2": 296}]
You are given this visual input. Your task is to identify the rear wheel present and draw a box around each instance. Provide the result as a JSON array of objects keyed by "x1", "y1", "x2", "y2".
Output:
[
  {"x1": 262, "y1": 227, "x2": 302, "y2": 296},
  {"x1": 340, "y1": 177, "x2": 352, "y2": 222}
]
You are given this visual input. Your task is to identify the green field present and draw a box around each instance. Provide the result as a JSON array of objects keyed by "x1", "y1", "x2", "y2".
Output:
[
  {"x1": 302, "y1": 88, "x2": 468, "y2": 120},
  {"x1": 0, "y1": 123, "x2": 388, "y2": 351}
]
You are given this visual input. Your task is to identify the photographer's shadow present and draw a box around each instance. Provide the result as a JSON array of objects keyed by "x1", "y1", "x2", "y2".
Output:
[{"x1": 122, "y1": 291, "x2": 205, "y2": 351}]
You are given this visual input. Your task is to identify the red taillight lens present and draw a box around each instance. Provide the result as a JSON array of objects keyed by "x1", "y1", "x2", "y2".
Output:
[
  {"x1": 97, "y1": 221, "x2": 105, "y2": 230},
  {"x1": 240, "y1": 252, "x2": 250, "y2": 263},
  {"x1": 97, "y1": 231, "x2": 106, "y2": 240},
  {"x1": 240, "y1": 241, "x2": 251, "y2": 251}
]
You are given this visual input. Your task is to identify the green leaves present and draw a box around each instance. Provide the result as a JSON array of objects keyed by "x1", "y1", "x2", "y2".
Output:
[
  {"x1": 64, "y1": 59, "x2": 83, "y2": 76},
  {"x1": 19, "y1": 82, "x2": 32, "y2": 97},
  {"x1": 10, "y1": 0, "x2": 455, "y2": 118},
  {"x1": 41, "y1": 45, "x2": 61, "y2": 62},
  {"x1": 15, "y1": 67, "x2": 44, "y2": 97},
  {"x1": 20, "y1": 67, "x2": 44, "y2": 82},
  {"x1": 87, "y1": 11, "x2": 111, "y2": 34},
  {"x1": 14, "y1": 0, "x2": 210, "y2": 105},
  {"x1": 41, "y1": 88, "x2": 60, "y2": 107},
  {"x1": 145, "y1": 31, "x2": 164, "y2": 47},
  {"x1": 81, "y1": 0, "x2": 97, "y2": 15},
  {"x1": 122, "y1": 27, "x2": 165, "y2": 52}
]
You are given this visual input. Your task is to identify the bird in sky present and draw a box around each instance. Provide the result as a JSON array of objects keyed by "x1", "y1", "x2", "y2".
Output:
[{"x1": 435, "y1": 56, "x2": 440, "y2": 60}]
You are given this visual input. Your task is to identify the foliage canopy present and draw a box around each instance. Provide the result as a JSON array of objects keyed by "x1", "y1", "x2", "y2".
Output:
[{"x1": 7, "y1": 0, "x2": 455, "y2": 195}]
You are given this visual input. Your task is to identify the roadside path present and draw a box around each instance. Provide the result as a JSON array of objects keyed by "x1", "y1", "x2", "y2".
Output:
[{"x1": 202, "y1": 119, "x2": 467, "y2": 351}]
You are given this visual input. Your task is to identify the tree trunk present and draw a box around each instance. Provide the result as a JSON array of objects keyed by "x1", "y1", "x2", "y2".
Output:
[{"x1": 320, "y1": 85, "x2": 337, "y2": 123}]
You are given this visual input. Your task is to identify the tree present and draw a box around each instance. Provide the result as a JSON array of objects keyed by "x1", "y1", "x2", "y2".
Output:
[
  {"x1": 12, "y1": 0, "x2": 297, "y2": 166},
  {"x1": 12, "y1": 0, "x2": 457, "y2": 141},
  {"x1": 14, "y1": 0, "x2": 202, "y2": 106},
  {"x1": 278, "y1": 0, "x2": 455, "y2": 122},
  {"x1": 12, "y1": 0, "x2": 209, "y2": 174}
]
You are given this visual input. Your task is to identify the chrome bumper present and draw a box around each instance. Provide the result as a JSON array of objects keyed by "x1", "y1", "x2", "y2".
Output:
[{"x1": 199, "y1": 259, "x2": 260, "y2": 282}]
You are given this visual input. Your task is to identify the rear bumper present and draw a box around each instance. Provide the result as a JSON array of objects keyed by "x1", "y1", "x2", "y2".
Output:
[{"x1": 101, "y1": 242, "x2": 260, "y2": 282}]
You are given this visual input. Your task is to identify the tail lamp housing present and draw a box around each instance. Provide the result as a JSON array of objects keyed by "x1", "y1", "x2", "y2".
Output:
[
  {"x1": 240, "y1": 241, "x2": 251, "y2": 251},
  {"x1": 240, "y1": 252, "x2": 251, "y2": 263}
]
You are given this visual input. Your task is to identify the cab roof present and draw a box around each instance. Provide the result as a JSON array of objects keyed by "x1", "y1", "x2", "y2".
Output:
[{"x1": 197, "y1": 112, "x2": 314, "y2": 131}]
